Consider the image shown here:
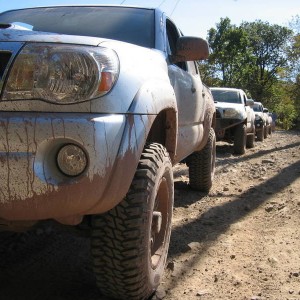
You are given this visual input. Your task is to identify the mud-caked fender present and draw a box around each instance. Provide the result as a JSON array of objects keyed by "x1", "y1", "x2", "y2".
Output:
[
  {"x1": 86, "y1": 81, "x2": 178, "y2": 214},
  {"x1": 128, "y1": 79, "x2": 177, "y2": 115},
  {"x1": 128, "y1": 80, "x2": 178, "y2": 160}
]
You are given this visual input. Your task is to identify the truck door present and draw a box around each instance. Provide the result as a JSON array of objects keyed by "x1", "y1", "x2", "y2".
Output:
[{"x1": 166, "y1": 19, "x2": 205, "y2": 161}]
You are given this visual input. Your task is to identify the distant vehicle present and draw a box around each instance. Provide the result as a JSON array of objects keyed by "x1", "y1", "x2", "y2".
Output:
[
  {"x1": 253, "y1": 101, "x2": 268, "y2": 141},
  {"x1": 263, "y1": 107, "x2": 272, "y2": 136},
  {"x1": 268, "y1": 112, "x2": 276, "y2": 132},
  {"x1": 0, "y1": 5, "x2": 216, "y2": 300},
  {"x1": 211, "y1": 87, "x2": 255, "y2": 154}
]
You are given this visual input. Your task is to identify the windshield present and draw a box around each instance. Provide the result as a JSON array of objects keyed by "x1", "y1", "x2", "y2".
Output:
[
  {"x1": 211, "y1": 90, "x2": 242, "y2": 104},
  {"x1": 253, "y1": 104, "x2": 262, "y2": 112},
  {"x1": 0, "y1": 6, "x2": 155, "y2": 48}
]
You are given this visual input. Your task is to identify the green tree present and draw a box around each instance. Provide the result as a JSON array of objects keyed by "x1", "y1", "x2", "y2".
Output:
[
  {"x1": 204, "y1": 17, "x2": 254, "y2": 87},
  {"x1": 288, "y1": 15, "x2": 300, "y2": 125},
  {"x1": 268, "y1": 80, "x2": 297, "y2": 129},
  {"x1": 274, "y1": 97, "x2": 297, "y2": 130},
  {"x1": 288, "y1": 15, "x2": 300, "y2": 77},
  {"x1": 240, "y1": 21, "x2": 293, "y2": 101}
]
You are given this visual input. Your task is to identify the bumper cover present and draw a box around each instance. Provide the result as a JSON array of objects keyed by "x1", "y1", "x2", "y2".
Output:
[{"x1": 0, "y1": 112, "x2": 152, "y2": 221}]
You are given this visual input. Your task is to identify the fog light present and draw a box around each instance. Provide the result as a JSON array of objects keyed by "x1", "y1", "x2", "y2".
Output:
[{"x1": 57, "y1": 144, "x2": 87, "y2": 176}]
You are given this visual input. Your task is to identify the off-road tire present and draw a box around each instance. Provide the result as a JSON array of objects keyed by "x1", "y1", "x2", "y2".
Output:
[
  {"x1": 257, "y1": 126, "x2": 264, "y2": 141},
  {"x1": 268, "y1": 126, "x2": 272, "y2": 135},
  {"x1": 246, "y1": 133, "x2": 255, "y2": 148},
  {"x1": 234, "y1": 123, "x2": 246, "y2": 154},
  {"x1": 264, "y1": 126, "x2": 268, "y2": 139},
  {"x1": 91, "y1": 143, "x2": 174, "y2": 300},
  {"x1": 187, "y1": 128, "x2": 216, "y2": 192}
]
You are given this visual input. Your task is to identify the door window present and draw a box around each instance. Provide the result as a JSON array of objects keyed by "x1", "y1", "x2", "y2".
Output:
[{"x1": 166, "y1": 19, "x2": 186, "y2": 71}]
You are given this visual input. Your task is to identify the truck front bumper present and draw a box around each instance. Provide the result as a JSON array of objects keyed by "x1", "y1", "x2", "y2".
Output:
[{"x1": 0, "y1": 112, "x2": 152, "y2": 223}]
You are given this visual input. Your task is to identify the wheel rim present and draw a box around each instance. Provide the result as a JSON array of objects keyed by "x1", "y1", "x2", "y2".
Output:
[{"x1": 150, "y1": 176, "x2": 169, "y2": 269}]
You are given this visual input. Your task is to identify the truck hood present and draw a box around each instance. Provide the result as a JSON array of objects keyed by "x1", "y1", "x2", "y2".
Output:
[
  {"x1": 215, "y1": 101, "x2": 245, "y2": 112},
  {"x1": 0, "y1": 27, "x2": 105, "y2": 46}
]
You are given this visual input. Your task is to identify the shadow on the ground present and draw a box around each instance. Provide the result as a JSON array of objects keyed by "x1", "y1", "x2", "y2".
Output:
[
  {"x1": 217, "y1": 139, "x2": 300, "y2": 162},
  {"x1": 167, "y1": 158, "x2": 300, "y2": 292},
  {"x1": 0, "y1": 226, "x2": 104, "y2": 300}
]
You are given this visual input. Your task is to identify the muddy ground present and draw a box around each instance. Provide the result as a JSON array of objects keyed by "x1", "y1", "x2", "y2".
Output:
[{"x1": 0, "y1": 130, "x2": 299, "y2": 300}]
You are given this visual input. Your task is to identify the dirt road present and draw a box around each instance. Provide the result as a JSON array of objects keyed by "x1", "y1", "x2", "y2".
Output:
[{"x1": 1, "y1": 130, "x2": 299, "y2": 300}]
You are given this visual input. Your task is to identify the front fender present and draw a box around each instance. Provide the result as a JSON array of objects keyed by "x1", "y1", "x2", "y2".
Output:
[
  {"x1": 86, "y1": 81, "x2": 178, "y2": 214},
  {"x1": 85, "y1": 113, "x2": 156, "y2": 215},
  {"x1": 127, "y1": 79, "x2": 177, "y2": 115},
  {"x1": 129, "y1": 80, "x2": 178, "y2": 161}
]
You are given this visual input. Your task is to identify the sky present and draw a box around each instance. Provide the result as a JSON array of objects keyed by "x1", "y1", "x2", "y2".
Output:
[{"x1": 0, "y1": 0, "x2": 298, "y2": 38}]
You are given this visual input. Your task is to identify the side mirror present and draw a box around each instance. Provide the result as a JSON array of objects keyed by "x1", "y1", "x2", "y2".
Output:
[
  {"x1": 263, "y1": 108, "x2": 269, "y2": 113},
  {"x1": 246, "y1": 99, "x2": 254, "y2": 106},
  {"x1": 172, "y1": 36, "x2": 209, "y2": 63}
]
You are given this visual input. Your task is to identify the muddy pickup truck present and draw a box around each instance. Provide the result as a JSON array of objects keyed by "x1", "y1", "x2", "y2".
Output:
[
  {"x1": 211, "y1": 87, "x2": 255, "y2": 154},
  {"x1": 253, "y1": 101, "x2": 268, "y2": 141},
  {"x1": 0, "y1": 5, "x2": 216, "y2": 300}
]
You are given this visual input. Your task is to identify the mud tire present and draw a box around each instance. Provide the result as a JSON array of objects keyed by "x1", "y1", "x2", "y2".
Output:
[
  {"x1": 257, "y1": 127, "x2": 264, "y2": 141},
  {"x1": 234, "y1": 123, "x2": 246, "y2": 154},
  {"x1": 91, "y1": 143, "x2": 174, "y2": 300},
  {"x1": 187, "y1": 128, "x2": 216, "y2": 192},
  {"x1": 268, "y1": 126, "x2": 272, "y2": 135},
  {"x1": 264, "y1": 126, "x2": 268, "y2": 139},
  {"x1": 246, "y1": 133, "x2": 255, "y2": 148}
]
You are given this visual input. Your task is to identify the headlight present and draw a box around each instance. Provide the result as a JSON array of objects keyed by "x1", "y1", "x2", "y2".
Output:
[
  {"x1": 223, "y1": 108, "x2": 242, "y2": 119},
  {"x1": 2, "y1": 43, "x2": 119, "y2": 104}
]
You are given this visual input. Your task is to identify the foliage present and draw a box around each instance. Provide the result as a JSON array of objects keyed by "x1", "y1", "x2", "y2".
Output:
[
  {"x1": 240, "y1": 21, "x2": 293, "y2": 100},
  {"x1": 292, "y1": 75, "x2": 300, "y2": 125},
  {"x1": 288, "y1": 16, "x2": 300, "y2": 82},
  {"x1": 274, "y1": 98, "x2": 297, "y2": 130},
  {"x1": 205, "y1": 18, "x2": 255, "y2": 88}
]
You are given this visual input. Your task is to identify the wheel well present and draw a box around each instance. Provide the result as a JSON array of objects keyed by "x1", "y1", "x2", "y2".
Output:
[{"x1": 146, "y1": 109, "x2": 177, "y2": 163}]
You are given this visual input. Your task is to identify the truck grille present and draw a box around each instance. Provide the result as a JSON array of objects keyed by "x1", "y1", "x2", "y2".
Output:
[{"x1": 0, "y1": 51, "x2": 12, "y2": 79}]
